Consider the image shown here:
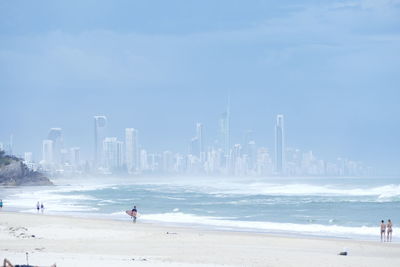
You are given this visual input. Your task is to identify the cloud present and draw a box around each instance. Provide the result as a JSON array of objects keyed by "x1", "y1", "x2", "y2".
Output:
[{"x1": 0, "y1": 0, "x2": 399, "y2": 98}]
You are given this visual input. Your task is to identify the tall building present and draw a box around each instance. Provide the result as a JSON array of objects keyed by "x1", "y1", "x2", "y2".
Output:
[
  {"x1": 196, "y1": 123, "x2": 204, "y2": 160},
  {"x1": 247, "y1": 140, "x2": 257, "y2": 171},
  {"x1": 42, "y1": 139, "x2": 54, "y2": 164},
  {"x1": 232, "y1": 144, "x2": 243, "y2": 175},
  {"x1": 219, "y1": 105, "x2": 230, "y2": 156},
  {"x1": 133, "y1": 130, "x2": 139, "y2": 170},
  {"x1": 257, "y1": 147, "x2": 273, "y2": 175},
  {"x1": 162, "y1": 150, "x2": 174, "y2": 173},
  {"x1": 189, "y1": 137, "x2": 199, "y2": 156},
  {"x1": 275, "y1": 114, "x2": 285, "y2": 174},
  {"x1": 140, "y1": 149, "x2": 148, "y2": 171},
  {"x1": 125, "y1": 128, "x2": 134, "y2": 173},
  {"x1": 94, "y1": 116, "x2": 107, "y2": 168},
  {"x1": 103, "y1": 137, "x2": 123, "y2": 171},
  {"x1": 60, "y1": 149, "x2": 69, "y2": 166},
  {"x1": 116, "y1": 141, "x2": 123, "y2": 169},
  {"x1": 125, "y1": 128, "x2": 139, "y2": 173},
  {"x1": 70, "y1": 147, "x2": 81, "y2": 168},
  {"x1": 47, "y1": 128, "x2": 63, "y2": 165}
]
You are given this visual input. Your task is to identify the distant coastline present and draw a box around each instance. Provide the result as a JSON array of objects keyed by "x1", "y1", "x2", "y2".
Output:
[{"x1": 0, "y1": 150, "x2": 52, "y2": 186}]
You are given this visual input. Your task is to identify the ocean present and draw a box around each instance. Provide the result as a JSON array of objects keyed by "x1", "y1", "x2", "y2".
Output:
[{"x1": 1, "y1": 176, "x2": 399, "y2": 241}]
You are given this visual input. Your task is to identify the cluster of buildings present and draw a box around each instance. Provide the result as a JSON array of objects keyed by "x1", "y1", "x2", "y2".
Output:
[{"x1": 0, "y1": 107, "x2": 372, "y2": 177}]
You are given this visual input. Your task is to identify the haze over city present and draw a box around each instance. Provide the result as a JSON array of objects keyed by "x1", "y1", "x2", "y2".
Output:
[
  {"x1": 2, "y1": 2, "x2": 400, "y2": 267},
  {"x1": 1, "y1": 0, "x2": 400, "y2": 175}
]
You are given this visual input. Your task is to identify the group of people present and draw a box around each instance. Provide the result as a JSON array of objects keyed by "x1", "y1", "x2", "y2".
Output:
[
  {"x1": 380, "y1": 219, "x2": 393, "y2": 242},
  {"x1": 0, "y1": 199, "x2": 45, "y2": 213},
  {"x1": 36, "y1": 201, "x2": 44, "y2": 213}
]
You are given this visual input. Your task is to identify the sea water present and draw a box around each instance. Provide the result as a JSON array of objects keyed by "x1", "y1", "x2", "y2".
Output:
[{"x1": 1, "y1": 176, "x2": 399, "y2": 240}]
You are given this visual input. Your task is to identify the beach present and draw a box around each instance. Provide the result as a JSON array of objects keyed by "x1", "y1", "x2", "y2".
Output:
[{"x1": 1, "y1": 212, "x2": 399, "y2": 267}]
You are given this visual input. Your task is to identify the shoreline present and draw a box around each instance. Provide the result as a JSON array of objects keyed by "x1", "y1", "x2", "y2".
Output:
[
  {"x1": 3, "y1": 209, "x2": 385, "y2": 242},
  {"x1": 1, "y1": 179, "x2": 398, "y2": 243},
  {"x1": 1, "y1": 211, "x2": 400, "y2": 267}
]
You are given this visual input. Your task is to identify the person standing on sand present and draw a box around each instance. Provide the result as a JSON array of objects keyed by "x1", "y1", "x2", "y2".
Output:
[
  {"x1": 131, "y1": 205, "x2": 138, "y2": 223},
  {"x1": 0, "y1": 199, "x2": 3, "y2": 209},
  {"x1": 381, "y1": 220, "x2": 386, "y2": 242},
  {"x1": 387, "y1": 219, "x2": 393, "y2": 242},
  {"x1": 36, "y1": 201, "x2": 40, "y2": 212},
  {"x1": 40, "y1": 202, "x2": 44, "y2": 213}
]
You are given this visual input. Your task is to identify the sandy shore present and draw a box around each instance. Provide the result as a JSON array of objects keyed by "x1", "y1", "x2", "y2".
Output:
[{"x1": 1, "y1": 212, "x2": 399, "y2": 267}]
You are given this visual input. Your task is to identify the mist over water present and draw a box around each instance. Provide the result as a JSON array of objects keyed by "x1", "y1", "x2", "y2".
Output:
[{"x1": 2, "y1": 176, "x2": 399, "y2": 240}]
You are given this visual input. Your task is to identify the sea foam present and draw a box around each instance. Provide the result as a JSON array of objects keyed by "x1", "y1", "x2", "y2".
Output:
[{"x1": 141, "y1": 212, "x2": 378, "y2": 238}]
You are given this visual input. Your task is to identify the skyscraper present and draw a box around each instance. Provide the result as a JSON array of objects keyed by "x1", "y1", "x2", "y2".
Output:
[
  {"x1": 275, "y1": 114, "x2": 285, "y2": 174},
  {"x1": 103, "y1": 137, "x2": 123, "y2": 171},
  {"x1": 247, "y1": 140, "x2": 257, "y2": 171},
  {"x1": 125, "y1": 128, "x2": 138, "y2": 173},
  {"x1": 47, "y1": 128, "x2": 63, "y2": 165},
  {"x1": 196, "y1": 123, "x2": 204, "y2": 161},
  {"x1": 125, "y1": 128, "x2": 134, "y2": 173},
  {"x1": 140, "y1": 149, "x2": 148, "y2": 171},
  {"x1": 94, "y1": 116, "x2": 107, "y2": 168},
  {"x1": 189, "y1": 137, "x2": 199, "y2": 156},
  {"x1": 70, "y1": 147, "x2": 81, "y2": 168},
  {"x1": 219, "y1": 107, "x2": 230, "y2": 156},
  {"x1": 162, "y1": 150, "x2": 174, "y2": 173},
  {"x1": 125, "y1": 128, "x2": 139, "y2": 173},
  {"x1": 42, "y1": 139, "x2": 54, "y2": 164}
]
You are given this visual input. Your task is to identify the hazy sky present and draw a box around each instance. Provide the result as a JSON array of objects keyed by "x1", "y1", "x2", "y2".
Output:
[{"x1": 1, "y1": 0, "x2": 399, "y2": 174}]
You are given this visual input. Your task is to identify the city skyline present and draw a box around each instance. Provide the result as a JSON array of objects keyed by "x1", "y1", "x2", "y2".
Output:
[
  {"x1": 1, "y1": 1, "x2": 400, "y2": 175},
  {"x1": 1, "y1": 3, "x2": 400, "y2": 266},
  {"x1": 0, "y1": 110, "x2": 374, "y2": 177}
]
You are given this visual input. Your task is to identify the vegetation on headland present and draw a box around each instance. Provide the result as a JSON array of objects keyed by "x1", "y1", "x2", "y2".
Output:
[
  {"x1": 0, "y1": 150, "x2": 15, "y2": 166},
  {"x1": 0, "y1": 150, "x2": 53, "y2": 186}
]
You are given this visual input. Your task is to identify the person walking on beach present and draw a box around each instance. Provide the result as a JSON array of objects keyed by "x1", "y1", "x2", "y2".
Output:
[
  {"x1": 380, "y1": 220, "x2": 386, "y2": 242},
  {"x1": 387, "y1": 219, "x2": 393, "y2": 242},
  {"x1": 40, "y1": 202, "x2": 44, "y2": 213},
  {"x1": 0, "y1": 199, "x2": 3, "y2": 209},
  {"x1": 131, "y1": 205, "x2": 138, "y2": 223},
  {"x1": 36, "y1": 201, "x2": 40, "y2": 212}
]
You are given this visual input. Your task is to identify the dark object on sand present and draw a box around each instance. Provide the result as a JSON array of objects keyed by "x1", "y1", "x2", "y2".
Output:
[
  {"x1": 166, "y1": 232, "x2": 178, "y2": 235},
  {"x1": 338, "y1": 251, "x2": 348, "y2": 256},
  {"x1": 3, "y1": 258, "x2": 56, "y2": 267}
]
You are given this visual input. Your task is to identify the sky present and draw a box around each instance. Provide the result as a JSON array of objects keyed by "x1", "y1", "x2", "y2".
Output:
[{"x1": 1, "y1": 0, "x2": 400, "y2": 174}]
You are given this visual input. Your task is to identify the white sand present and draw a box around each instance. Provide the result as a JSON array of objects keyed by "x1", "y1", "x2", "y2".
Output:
[{"x1": 1, "y1": 212, "x2": 399, "y2": 267}]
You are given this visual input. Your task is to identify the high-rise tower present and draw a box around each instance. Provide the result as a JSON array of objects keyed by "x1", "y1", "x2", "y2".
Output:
[
  {"x1": 219, "y1": 103, "x2": 230, "y2": 156},
  {"x1": 94, "y1": 116, "x2": 107, "y2": 168},
  {"x1": 275, "y1": 114, "x2": 285, "y2": 174},
  {"x1": 125, "y1": 128, "x2": 139, "y2": 173},
  {"x1": 47, "y1": 128, "x2": 63, "y2": 165},
  {"x1": 42, "y1": 139, "x2": 54, "y2": 164},
  {"x1": 103, "y1": 137, "x2": 123, "y2": 171},
  {"x1": 70, "y1": 147, "x2": 81, "y2": 168},
  {"x1": 196, "y1": 123, "x2": 204, "y2": 160}
]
